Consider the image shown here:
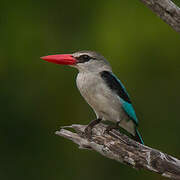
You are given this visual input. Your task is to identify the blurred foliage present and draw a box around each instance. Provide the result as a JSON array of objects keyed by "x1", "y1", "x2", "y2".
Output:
[{"x1": 0, "y1": 0, "x2": 180, "y2": 180}]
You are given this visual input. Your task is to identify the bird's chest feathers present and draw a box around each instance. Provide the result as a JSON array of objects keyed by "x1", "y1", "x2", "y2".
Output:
[
  {"x1": 76, "y1": 73, "x2": 101, "y2": 101},
  {"x1": 76, "y1": 72, "x2": 120, "y2": 117}
]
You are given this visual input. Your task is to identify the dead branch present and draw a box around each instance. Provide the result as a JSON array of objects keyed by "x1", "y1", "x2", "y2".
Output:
[
  {"x1": 140, "y1": 0, "x2": 180, "y2": 33},
  {"x1": 56, "y1": 123, "x2": 180, "y2": 180}
]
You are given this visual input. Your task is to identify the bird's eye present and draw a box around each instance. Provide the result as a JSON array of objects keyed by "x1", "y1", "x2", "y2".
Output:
[
  {"x1": 82, "y1": 55, "x2": 90, "y2": 60},
  {"x1": 77, "y1": 55, "x2": 91, "y2": 63}
]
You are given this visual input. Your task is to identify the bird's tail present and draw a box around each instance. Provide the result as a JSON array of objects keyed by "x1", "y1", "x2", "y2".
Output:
[{"x1": 133, "y1": 128, "x2": 144, "y2": 144}]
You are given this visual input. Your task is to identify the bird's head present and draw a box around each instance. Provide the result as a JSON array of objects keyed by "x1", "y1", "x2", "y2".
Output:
[{"x1": 41, "y1": 50, "x2": 111, "y2": 72}]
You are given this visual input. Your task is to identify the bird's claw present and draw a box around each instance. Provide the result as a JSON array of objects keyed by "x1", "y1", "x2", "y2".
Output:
[
  {"x1": 84, "y1": 126, "x2": 93, "y2": 140},
  {"x1": 104, "y1": 125, "x2": 118, "y2": 135}
]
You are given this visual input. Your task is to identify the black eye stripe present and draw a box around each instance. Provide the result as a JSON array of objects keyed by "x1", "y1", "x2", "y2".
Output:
[{"x1": 76, "y1": 54, "x2": 92, "y2": 63}]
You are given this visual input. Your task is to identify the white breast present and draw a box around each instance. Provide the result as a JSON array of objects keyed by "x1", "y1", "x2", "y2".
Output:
[{"x1": 76, "y1": 72, "x2": 125, "y2": 122}]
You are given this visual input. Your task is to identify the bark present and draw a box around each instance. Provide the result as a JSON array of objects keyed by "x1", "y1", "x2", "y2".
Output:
[
  {"x1": 56, "y1": 123, "x2": 180, "y2": 180},
  {"x1": 140, "y1": 0, "x2": 180, "y2": 33}
]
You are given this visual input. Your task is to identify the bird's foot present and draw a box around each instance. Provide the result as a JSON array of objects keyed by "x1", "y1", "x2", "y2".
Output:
[
  {"x1": 104, "y1": 122, "x2": 119, "y2": 134},
  {"x1": 84, "y1": 118, "x2": 101, "y2": 140},
  {"x1": 84, "y1": 126, "x2": 93, "y2": 140}
]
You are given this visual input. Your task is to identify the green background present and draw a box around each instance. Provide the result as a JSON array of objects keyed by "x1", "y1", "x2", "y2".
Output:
[{"x1": 1, "y1": 0, "x2": 180, "y2": 180}]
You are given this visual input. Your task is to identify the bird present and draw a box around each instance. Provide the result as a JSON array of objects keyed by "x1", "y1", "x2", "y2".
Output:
[{"x1": 41, "y1": 50, "x2": 144, "y2": 144}]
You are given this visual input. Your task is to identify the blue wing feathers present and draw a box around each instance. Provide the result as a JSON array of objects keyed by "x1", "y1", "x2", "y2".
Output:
[
  {"x1": 100, "y1": 71, "x2": 138, "y2": 125},
  {"x1": 100, "y1": 71, "x2": 144, "y2": 144},
  {"x1": 120, "y1": 98, "x2": 138, "y2": 125},
  {"x1": 100, "y1": 71, "x2": 131, "y2": 103},
  {"x1": 110, "y1": 73, "x2": 129, "y2": 97}
]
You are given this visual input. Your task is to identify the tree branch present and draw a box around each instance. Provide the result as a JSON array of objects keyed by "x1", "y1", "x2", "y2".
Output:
[
  {"x1": 56, "y1": 123, "x2": 180, "y2": 180},
  {"x1": 139, "y1": 0, "x2": 180, "y2": 33}
]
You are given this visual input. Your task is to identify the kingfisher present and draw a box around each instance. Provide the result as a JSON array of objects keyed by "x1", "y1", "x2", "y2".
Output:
[{"x1": 41, "y1": 50, "x2": 144, "y2": 144}]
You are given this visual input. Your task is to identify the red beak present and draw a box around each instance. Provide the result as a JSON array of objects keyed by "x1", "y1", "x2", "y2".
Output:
[{"x1": 40, "y1": 54, "x2": 77, "y2": 65}]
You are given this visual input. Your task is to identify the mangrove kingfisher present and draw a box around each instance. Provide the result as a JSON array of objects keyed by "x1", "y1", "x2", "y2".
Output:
[{"x1": 41, "y1": 50, "x2": 144, "y2": 144}]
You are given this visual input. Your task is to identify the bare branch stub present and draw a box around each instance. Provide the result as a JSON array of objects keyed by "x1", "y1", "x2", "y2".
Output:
[
  {"x1": 140, "y1": 0, "x2": 180, "y2": 33},
  {"x1": 56, "y1": 123, "x2": 180, "y2": 180}
]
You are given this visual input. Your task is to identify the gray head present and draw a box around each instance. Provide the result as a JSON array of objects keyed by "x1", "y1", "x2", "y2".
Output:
[
  {"x1": 72, "y1": 50, "x2": 111, "y2": 72},
  {"x1": 41, "y1": 50, "x2": 112, "y2": 73}
]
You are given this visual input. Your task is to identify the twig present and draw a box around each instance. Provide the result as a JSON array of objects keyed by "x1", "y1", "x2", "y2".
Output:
[
  {"x1": 56, "y1": 123, "x2": 180, "y2": 180},
  {"x1": 140, "y1": 0, "x2": 180, "y2": 33}
]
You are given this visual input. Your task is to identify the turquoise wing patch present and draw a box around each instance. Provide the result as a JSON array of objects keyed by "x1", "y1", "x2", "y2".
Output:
[
  {"x1": 120, "y1": 98, "x2": 138, "y2": 125},
  {"x1": 100, "y1": 71, "x2": 138, "y2": 125}
]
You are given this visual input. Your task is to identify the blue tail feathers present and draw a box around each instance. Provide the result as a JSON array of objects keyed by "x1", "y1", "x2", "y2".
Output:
[{"x1": 134, "y1": 129, "x2": 144, "y2": 144}]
